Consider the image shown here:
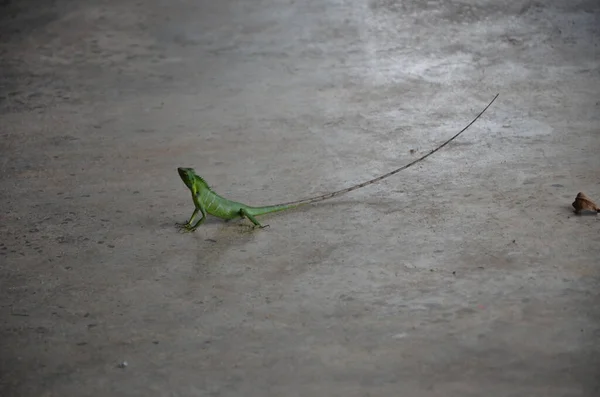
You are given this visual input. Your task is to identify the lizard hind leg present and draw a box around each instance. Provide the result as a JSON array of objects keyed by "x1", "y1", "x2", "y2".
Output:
[{"x1": 239, "y1": 208, "x2": 269, "y2": 229}]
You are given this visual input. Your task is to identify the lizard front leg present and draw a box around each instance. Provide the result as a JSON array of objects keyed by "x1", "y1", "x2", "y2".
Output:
[
  {"x1": 178, "y1": 186, "x2": 207, "y2": 232},
  {"x1": 187, "y1": 204, "x2": 207, "y2": 232},
  {"x1": 176, "y1": 207, "x2": 199, "y2": 229},
  {"x1": 178, "y1": 205, "x2": 206, "y2": 232}
]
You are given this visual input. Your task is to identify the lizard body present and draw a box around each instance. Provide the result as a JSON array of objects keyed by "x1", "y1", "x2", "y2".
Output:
[
  {"x1": 176, "y1": 168, "x2": 295, "y2": 229},
  {"x1": 177, "y1": 94, "x2": 498, "y2": 231}
]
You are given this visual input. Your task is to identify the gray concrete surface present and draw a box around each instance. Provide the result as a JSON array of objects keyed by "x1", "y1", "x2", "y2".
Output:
[{"x1": 1, "y1": 0, "x2": 599, "y2": 396}]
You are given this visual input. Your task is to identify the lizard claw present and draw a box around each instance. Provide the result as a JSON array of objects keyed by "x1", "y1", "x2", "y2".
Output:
[{"x1": 175, "y1": 222, "x2": 195, "y2": 233}]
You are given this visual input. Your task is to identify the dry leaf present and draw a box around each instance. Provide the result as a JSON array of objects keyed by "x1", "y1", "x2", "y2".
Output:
[{"x1": 572, "y1": 192, "x2": 600, "y2": 215}]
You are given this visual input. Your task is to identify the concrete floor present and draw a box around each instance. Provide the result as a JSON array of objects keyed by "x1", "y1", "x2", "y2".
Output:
[{"x1": 1, "y1": 0, "x2": 599, "y2": 395}]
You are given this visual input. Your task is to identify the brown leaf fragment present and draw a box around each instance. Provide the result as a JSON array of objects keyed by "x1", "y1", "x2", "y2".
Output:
[{"x1": 572, "y1": 192, "x2": 600, "y2": 215}]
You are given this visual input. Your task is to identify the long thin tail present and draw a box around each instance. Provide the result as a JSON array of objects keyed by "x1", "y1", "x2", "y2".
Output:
[
  {"x1": 246, "y1": 203, "x2": 299, "y2": 216},
  {"x1": 274, "y1": 93, "x2": 499, "y2": 207}
]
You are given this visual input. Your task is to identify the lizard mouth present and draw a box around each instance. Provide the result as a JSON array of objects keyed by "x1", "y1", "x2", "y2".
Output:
[{"x1": 177, "y1": 167, "x2": 192, "y2": 183}]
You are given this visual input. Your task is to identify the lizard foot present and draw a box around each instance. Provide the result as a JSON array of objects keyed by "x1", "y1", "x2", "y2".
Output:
[{"x1": 175, "y1": 222, "x2": 196, "y2": 233}]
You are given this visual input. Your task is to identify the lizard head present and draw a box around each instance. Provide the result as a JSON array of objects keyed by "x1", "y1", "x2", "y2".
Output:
[{"x1": 177, "y1": 167, "x2": 197, "y2": 189}]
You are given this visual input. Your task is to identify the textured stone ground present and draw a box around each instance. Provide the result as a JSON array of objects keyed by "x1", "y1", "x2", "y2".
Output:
[{"x1": 1, "y1": 0, "x2": 599, "y2": 396}]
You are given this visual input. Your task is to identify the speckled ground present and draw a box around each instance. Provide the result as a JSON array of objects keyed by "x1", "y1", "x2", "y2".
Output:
[{"x1": 1, "y1": 0, "x2": 599, "y2": 396}]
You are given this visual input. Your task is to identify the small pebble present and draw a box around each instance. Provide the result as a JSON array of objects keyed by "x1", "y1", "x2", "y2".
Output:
[{"x1": 118, "y1": 361, "x2": 128, "y2": 368}]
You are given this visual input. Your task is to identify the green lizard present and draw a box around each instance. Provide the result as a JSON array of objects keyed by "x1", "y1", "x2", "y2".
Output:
[{"x1": 177, "y1": 94, "x2": 498, "y2": 231}]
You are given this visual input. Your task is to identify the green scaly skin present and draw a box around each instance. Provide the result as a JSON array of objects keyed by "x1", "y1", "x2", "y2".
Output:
[
  {"x1": 176, "y1": 167, "x2": 300, "y2": 231},
  {"x1": 177, "y1": 93, "x2": 499, "y2": 231}
]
